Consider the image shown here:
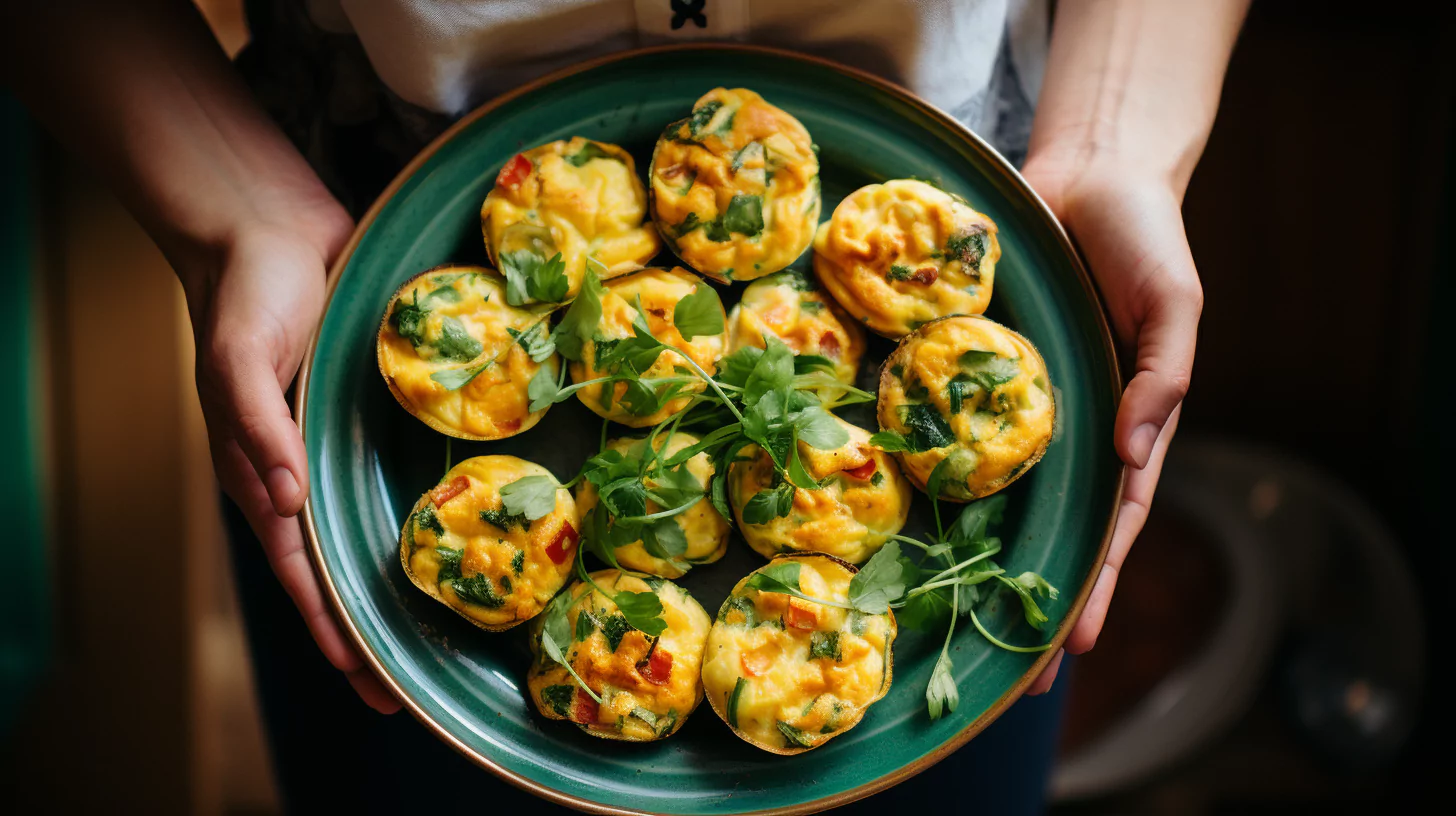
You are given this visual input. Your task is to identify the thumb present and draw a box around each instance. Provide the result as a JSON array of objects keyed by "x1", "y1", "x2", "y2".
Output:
[
  {"x1": 1115, "y1": 271, "x2": 1201, "y2": 469},
  {"x1": 204, "y1": 334, "x2": 310, "y2": 516}
]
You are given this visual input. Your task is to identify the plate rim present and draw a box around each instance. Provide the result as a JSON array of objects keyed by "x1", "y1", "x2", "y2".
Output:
[{"x1": 294, "y1": 42, "x2": 1124, "y2": 816}]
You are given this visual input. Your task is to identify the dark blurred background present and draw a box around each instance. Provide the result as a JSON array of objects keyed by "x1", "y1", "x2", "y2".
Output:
[{"x1": 1, "y1": 1, "x2": 1448, "y2": 813}]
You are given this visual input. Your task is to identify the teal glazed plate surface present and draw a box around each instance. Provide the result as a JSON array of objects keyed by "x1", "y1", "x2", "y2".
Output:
[{"x1": 298, "y1": 45, "x2": 1122, "y2": 816}]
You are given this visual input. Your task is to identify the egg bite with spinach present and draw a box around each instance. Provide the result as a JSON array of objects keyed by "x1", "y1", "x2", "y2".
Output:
[
  {"x1": 728, "y1": 415, "x2": 912, "y2": 565},
  {"x1": 814, "y1": 179, "x2": 1001, "y2": 338},
  {"x1": 481, "y1": 137, "x2": 660, "y2": 304},
  {"x1": 650, "y1": 88, "x2": 820, "y2": 283},
  {"x1": 702, "y1": 554, "x2": 896, "y2": 754},
  {"x1": 877, "y1": 315, "x2": 1054, "y2": 501},
  {"x1": 526, "y1": 570, "x2": 711, "y2": 741},
  {"x1": 399, "y1": 456, "x2": 579, "y2": 631},
  {"x1": 574, "y1": 432, "x2": 730, "y2": 578},
  {"x1": 570, "y1": 267, "x2": 727, "y2": 427},
  {"x1": 377, "y1": 266, "x2": 558, "y2": 440},
  {"x1": 726, "y1": 268, "x2": 866, "y2": 388}
]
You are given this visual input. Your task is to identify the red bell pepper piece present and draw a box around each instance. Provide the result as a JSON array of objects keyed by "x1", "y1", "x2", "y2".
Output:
[
  {"x1": 842, "y1": 459, "x2": 877, "y2": 481},
  {"x1": 570, "y1": 687, "x2": 598, "y2": 725},
  {"x1": 428, "y1": 476, "x2": 470, "y2": 507},
  {"x1": 819, "y1": 331, "x2": 841, "y2": 358},
  {"x1": 496, "y1": 153, "x2": 532, "y2": 189},
  {"x1": 639, "y1": 648, "x2": 673, "y2": 685},
  {"x1": 545, "y1": 522, "x2": 578, "y2": 564}
]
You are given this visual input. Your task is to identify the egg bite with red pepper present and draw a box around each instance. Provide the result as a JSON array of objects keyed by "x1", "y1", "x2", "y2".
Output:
[
  {"x1": 877, "y1": 315, "x2": 1055, "y2": 501},
  {"x1": 728, "y1": 415, "x2": 912, "y2": 565},
  {"x1": 526, "y1": 570, "x2": 711, "y2": 741},
  {"x1": 570, "y1": 267, "x2": 727, "y2": 427},
  {"x1": 399, "y1": 456, "x2": 579, "y2": 631},
  {"x1": 650, "y1": 88, "x2": 820, "y2": 283},
  {"x1": 726, "y1": 268, "x2": 865, "y2": 389},
  {"x1": 814, "y1": 179, "x2": 1001, "y2": 338},
  {"x1": 701, "y1": 554, "x2": 896, "y2": 754},
  {"x1": 378, "y1": 266, "x2": 558, "y2": 440},
  {"x1": 481, "y1": 137, "x2": 660, "y2": 304},
  {"x1": 573, "y1": 432, "x2": 730, "y2": 579}
]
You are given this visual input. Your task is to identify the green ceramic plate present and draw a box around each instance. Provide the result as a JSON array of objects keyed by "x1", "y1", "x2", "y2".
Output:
[{"x1": 299, "y1": 45, "x2": 1121, "y2": 815}]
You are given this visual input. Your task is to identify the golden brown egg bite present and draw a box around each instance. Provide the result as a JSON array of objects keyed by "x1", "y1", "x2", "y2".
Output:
[
  {"x1": 726, "y1": 268, "x2": 866, "y2": 388},
  {"x1": 399, "y1": 456, "x2": 579, "y2": 631},
  {"x1": 570, "y1": 267, "x2": 727, "y2": 427},
  {"x1": 814, "y1": 179, "x2": 1001, "y2": 338},
  {"x1": 877, "y1": 315, "x2": 1054, "y2": 501},
  {"x1": 728, "y1": 415, "x2": 912, "y2": 565},
  {"x1": 377, "y1": 266, "x2": 558, "y2": 440},
  {"x1": 481, "y1": 137, "x2": 660, "y2": 304},
  {"x1": 574, "y1": 432, "x2": 730, "y2": 578},
  {"x1": 650, "y1": 88, "x2": 820, "y2": 283},
  {"x1": 702, "y1": 554, "x2": 896, "y2": 754},
  {"x1": 527, "y1": 571, "x2": 711, "y2": 741}
]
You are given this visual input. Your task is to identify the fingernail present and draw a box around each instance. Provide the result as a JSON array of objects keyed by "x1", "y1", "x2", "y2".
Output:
[
  {"x1": 1129, "y1": 423, "x2": 1159, "y2": 468},
  {"x1": 265, "y1": 466, "x2": 301, "y2": 513}
]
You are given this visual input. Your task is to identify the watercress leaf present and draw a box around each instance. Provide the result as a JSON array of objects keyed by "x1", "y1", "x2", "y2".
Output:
[
  {"x1": 600, "y1": 477, "x2": 650, "y2": 519},
  {"x1": 792, "y1": 354, "x2": 837, "y2": 375},
  {"x1": 717, "y1": 346, "x2": 763, "y2": 388},
  {"x1": 741, "y1": 481, "x2": 794, "y2": 525},
  {"x1": 551, "y1": 272, "x2": 604, "y2": 361},
  {"x1": 926, "y1": 651, "x2": 959, "y2": 720},
  {"x1": 499, "y1": 475, "x2": 559, "y2": 520},
  {"x1": 743, "y1": 337, "x2": 795, "y2": 407},
  {"x1": 785, "y1": 441, "x2": 821, "y2": 490},
  {"x1": 501, "y1": 250, "x2": 570, "y2": 306},
  {"x1": 999, "y1": 572, "x2": 1059, "y2": 630},
  {"x1": 869, "y1": 430, "x2": 911, "y2": 452},
  {"x1": 650, "y1": 462, "x2": 705, "y2": 508},
  {"x1": 430, "y1": 362, "x2": 489, "y2": 391},
  {"x1": 507, "y1": 320, "x2": 556, "y2": 362},
  {"x1": 641, "y1": 517, "x2": 688, "y2": 559},
  {"x1": 744, "y1": 561, "x2": 802, "y2": 596},
  {"x1": 848, "y1": 541, "x2": 905, "y2": 614},
  {"x1": 672, "y1": 283, "x2": 725, "y2": 339},
  {"x1": 947, "y1": 494, "x2": 1008, "y2": 553},
  {"x1": 794, "y1": 406, "x2": 848, "y2": 450},
  {"x1": 526, "y1": 363, "x2": 561, "y2": 411},
  {"x1": 614, "y1": 590, "x2": 667, "y2": 637},
  {"x1": 896, "y1": 586, "x2": 952, "y2": 631}
]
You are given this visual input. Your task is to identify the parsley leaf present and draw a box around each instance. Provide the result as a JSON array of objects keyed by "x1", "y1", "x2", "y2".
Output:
[
  {"x1": 926, "y1": 650, "x2": 959, "y2": 720},
  {"x1": 672, "y1": 283, "x2": 725, "y2": 339},
  {"x1": 614, "y1": 590, "x2": 667, "y2": 637},
  {"x1": 501, "y1": 250, "x2": 570, "y2": 306},
  {"x1": 506, "y1": 320, "x2": 556, "y2": 362},
  {"x1": 809, "y1": 631, "x2": 842, "y2": 661},
  {"x1": 451, "y1": 573, "x2": 505, "y2": 608},
  {"x1": 540, "y1": 592, "x2": 603, "y2": 704},
  {"x1": 848, "y1": 541, "x2": 905, "y2": 614},
  {"x1": 499, "y1": 475, "x2": 559, "y2": 520},
  {"x1": 869, "y1": 430, "x2": 913, "y2": 452},
  {"x1": 550, "y1": 271, "x2": 604, "y2": 361},
  {"x1": 997, "y1": 572, "x2": 1059, "y2": 630},
  {"x1": 641, "y1": 517, "x2": 689, "y2": 560},
  {"x1": 741, "y1": 480, "x2": 794, "y2": 525},
  {"x1": 946, "y1": 226, "x2": 989, "y2": 275},
  {"x1": 743, "y1": 560, "x2": 802, "y2": 595},
  {"x1": 794, "y1": 406, "x2": 847, "y2": 450},
  {"x1": 564, "y1": 142, "x2": 619, "y2": 167}
]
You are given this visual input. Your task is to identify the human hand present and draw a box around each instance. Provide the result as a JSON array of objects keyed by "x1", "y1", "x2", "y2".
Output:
[
  {"x1": 186, "y1": 209, "x2": 402, "y2": 714},
  {"x1": 1016, "y1": 157, "x2": 1203, "y2": 695}
]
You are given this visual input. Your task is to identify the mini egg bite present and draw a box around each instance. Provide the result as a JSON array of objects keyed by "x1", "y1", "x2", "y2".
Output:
[
  {"x1": 702, "y1": 554, "x2": 896, "y2": 754},
  {"x1": 877, "y1": 315, "x2": 1055, "y2": 501},
  {"x1": 570, "y1": 267, "x2": 727, "y2": 427},
  {"x1": 574, "y1": 432, "x2": 730, "y2": 578},
  {"x1": 729, "y1": 415, "x2": 912, "y2": 565},
  {"x1": 726, "y1": 268, "x2": 866, "y2": 388},
  {"x1": 399, "y1": 456, "x2": 579, "y2": 631},
  {"x1": 527, "y1": 570, "x2": 711, "y2": 742},
  {"x1": 377, "y1": 266, "x2": 558, "y2": 440},
  {"x1": 481, "y1": 137, "x2": 660, "y2": 303},
  {"x1": 814, "y1": 179, "x2": 1001, "y2": 338},
  {"x1": 650, "y1": 87, "x2": 820, "y2": 283}
]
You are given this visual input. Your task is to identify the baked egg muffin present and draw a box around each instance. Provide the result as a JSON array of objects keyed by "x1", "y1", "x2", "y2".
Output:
[
  {"x1": 702, "y1": 554, "x2": 896, "y2": 754},
  {"x1": 728, "y1": 415, "x2": 912, "y2": 565},
  {"x1": 481, "y1": 137, "x2": 660, "y2": 304},
  {"x1": 726, "y1": 268, "x2": 866, "y2": 388},
  {"x1": 377, "y1": 266, "x2": 558, "y2": 440},
  {"x1": 570, "y1": 267, "x2": 727, "y2": 427},
  {"x1": 527, "y1": 570, "x2": 711, "y2": 741},
  {"x1": 650, "y1": 88, "x2": 820, "y2": 283},
  {"x1": 814, "y1": 179, "x2": 1001, "y2": 338},
  {"x1": 574, "y1": 432, "x2": 730, "y2": 578},
  {"x1": 877, "y1": 315, "x2": 1054, "y2": 501},
  {"x1": 399, "y1": 456, "x2": 578, "y2": 631}
]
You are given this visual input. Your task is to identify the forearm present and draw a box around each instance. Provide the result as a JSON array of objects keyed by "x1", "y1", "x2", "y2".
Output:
[
  {"x1": 1026, "y1": 0, "x2": 1250, "y2": 198},
  {"x1": 1, "y1": 1, "x2": 347, "y2": 288}
]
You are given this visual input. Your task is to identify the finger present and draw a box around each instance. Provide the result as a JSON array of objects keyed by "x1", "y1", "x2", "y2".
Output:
[
  {"x1": 1025, "y1": 649, "x2": 1065, "y2": 696},
  {"x1": 347, "y1": 668, "x2": 403, "y2": 715},
  {"x1": 213, "y1": 434, "x2": 364, "y2": 676},
  {"x1": 202, "y1": 334, "x2": 309, "y2": 516},
  {"x1": 1115, "y1": 274, "x2": 1201, "y2": 470},
  {"x1": 1065, "y1": 407, "x2": 1180, "y2": 654}
]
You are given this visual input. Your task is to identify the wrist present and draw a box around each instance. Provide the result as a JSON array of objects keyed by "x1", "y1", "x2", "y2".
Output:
[{"x1": 1020, "y1": 146, "x2": 1182, "y2": 222}]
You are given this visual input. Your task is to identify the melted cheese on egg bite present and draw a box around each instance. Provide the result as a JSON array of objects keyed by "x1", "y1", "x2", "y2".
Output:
[
  {"x1": 726, "y1": 269, "x2": 866, "y2": 389},
  {"x1": 574, "y1": 432, "x2": 730, "y2": 578},
  {"x1": 377, "y1": 266, "x2": 558, "y2": 440},
  {"x1": 728, "y1": 415, "x2": 911, "y2": 565},
  {"x1": 526, "y1": 570, "x2": 711, "y2": 741},
  {"x1": 481, "y1": 137, "x2": 660, "y2": 303},
  {"x1": 399, "y1": 456, "x2": 579, "y2": 631},
  {"x1": 813, "y1": 179, "x2": 1001, "y2": 338},
  {"x1": 702, "y1": 554, "x2": 896, "y2": 754},
  {"x1": 877, "y1": 315, "x2": 1055, "y2": 501},
  {"x1": 569, "y1": 267, "x2": 727, "y2": 427},
  {"x1": 650, "y1": 88, "x2": 820, "y2": 283}
]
